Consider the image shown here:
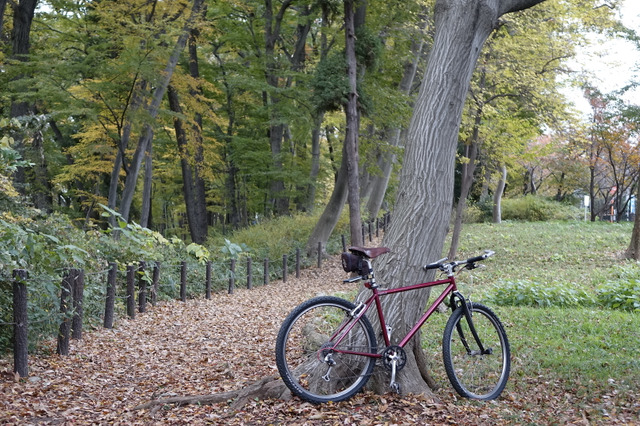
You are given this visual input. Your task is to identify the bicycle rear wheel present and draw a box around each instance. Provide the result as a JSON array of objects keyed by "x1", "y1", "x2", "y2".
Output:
[
  {"x1": 275, "y1": 296, "x2": 377, "y2": 403},
  {"x1": 442, "y1": 302, "x2": 510, "y2": 400}
]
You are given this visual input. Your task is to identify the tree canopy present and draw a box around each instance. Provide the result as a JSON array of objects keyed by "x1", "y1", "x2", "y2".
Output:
[{"x1": 0, "y1": 0, "x2": 634, "y2": 245}]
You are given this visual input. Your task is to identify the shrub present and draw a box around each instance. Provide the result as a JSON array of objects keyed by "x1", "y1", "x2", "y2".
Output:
[
  {"x1": 486, "y1": 279, "x2": 595, "y2": 308},
  {"x1": 500, "y1": 196, "x2": 582, "y2": 222},
  {"x1": 215, "y1": 212, "x2": 350, "y2": 262},
  {"x1": 595, "y1": 265, "x2": 640, "y2": 311}
]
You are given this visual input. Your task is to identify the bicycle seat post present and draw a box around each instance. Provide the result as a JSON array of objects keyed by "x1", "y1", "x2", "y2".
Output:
[{"x1": 363, "y1": 259, "x2": 378, "y2": 289}]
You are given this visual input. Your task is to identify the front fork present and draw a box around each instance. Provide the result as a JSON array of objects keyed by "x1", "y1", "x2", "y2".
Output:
[{"x1": 450, "y1": 291, "x2": 490, "y2": 355}]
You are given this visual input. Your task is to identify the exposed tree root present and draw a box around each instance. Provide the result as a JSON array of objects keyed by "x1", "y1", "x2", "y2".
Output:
[{"x1": 133, "y1": 375, "x2": 290, "y2": 415}]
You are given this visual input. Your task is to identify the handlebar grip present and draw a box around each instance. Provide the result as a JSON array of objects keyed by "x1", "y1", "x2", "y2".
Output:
[
  {"x1": 423, "y1": 263, "x2": 440, "y2": 270},
  {"x1": 465, "y1": 250, "x2": 494, "y2": 264},
  {"x1": 423, "y1": 257, "x2": 448, "y2": 271}
]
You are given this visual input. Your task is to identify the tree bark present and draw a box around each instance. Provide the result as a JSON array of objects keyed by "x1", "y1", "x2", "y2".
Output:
[
  {"x1": 493, "y1": 164, "x2": 507, "y2": 223},
  {"x1": 360, "y1": 0, "x2": 545, "y2": 397},
  {"x1": 164, "y1": 24, "x2": 209, "y2": 241},
  {"x1": 626, "y1": 182, "x2": 640, "y2": 260},
  {"x1": 366, "y1": 20, "x2": 429, "y2": 220},
  {"x1": 448, "y1": 139, "x2": 478, "y2": 259},
  {"x1": 344, "y1": 0, "x2": 363, "y2": 247},
  {"x1": 167, "y1": 85, "x2": 208, "y2": 243},
  {"x1": 306, "y1": 113, "x2": 324, "y2": 212},
  {"x1": 306, "y1": 143, "x2": 349, "y2": 256},
  {"x1": 0, "y1": 0, "x2": 7, "y2": 37},
  {"x1": 140, "y1": 141, "x2": 153, "y2": 228},
  {"x1": 305, "y1": 3, "x2": 331, "y2": 213},
  {"x1": 9, "y1": 0, "x2": 39, "y2": 193},
  {"x1": 118, "y1": 0, "x2": 205, "y2": 223},
  {"x1": 264, "y1": 0, "x2": 293, "y2": 216}
]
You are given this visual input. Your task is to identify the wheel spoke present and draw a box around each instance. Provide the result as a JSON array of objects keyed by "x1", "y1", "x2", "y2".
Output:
[
  {"x1": 275, "y1": 296, "x2": 377, "y2": 403},
  {"x1": 443, "y1": 303, "x2": 510, "y2": 400}
]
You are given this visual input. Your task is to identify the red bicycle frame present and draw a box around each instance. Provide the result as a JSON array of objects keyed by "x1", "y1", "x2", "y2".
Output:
[{"x1": 328, "y1": 275, "x2": 460, "y2": 358}]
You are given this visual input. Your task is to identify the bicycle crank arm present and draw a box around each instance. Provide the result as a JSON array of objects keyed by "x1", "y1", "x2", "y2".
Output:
[
  {"x1": 322, "y1": 365, "x2": 333, "y2": 382},
  {"x1": 389, "y1": 360, "x2": 401, "y2": 394}
]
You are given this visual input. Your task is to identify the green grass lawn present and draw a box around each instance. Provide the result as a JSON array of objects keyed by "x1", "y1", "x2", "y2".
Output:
[
  {"x1": 417, "y1": 220, "x2": 640, "y2": 421},
  {"x1": 451, "y1": 220, "x2": 633, "y2": 288}
]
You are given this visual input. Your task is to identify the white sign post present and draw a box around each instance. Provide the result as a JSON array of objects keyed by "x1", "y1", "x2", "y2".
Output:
[{"x1": 584, "y1": 195, "x2": 590, "y2": 221}]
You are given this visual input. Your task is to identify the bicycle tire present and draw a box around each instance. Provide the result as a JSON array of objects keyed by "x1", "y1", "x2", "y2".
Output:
[
  {"x1": 275, "y1": 296, "x2": 377, "y2": 403},
  {"x1": 442, "y1": 302, "x2": 510, "y2": 400}
]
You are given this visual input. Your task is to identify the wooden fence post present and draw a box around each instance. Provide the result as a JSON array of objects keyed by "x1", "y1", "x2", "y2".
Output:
[
  {"x1": 180, "y1": 261, "x2": 187, "y2": 302},
  {"x1": 247, "y1": 257, "x2": 253, "y2": 290},
  {"x1": 228, "y1": 259, "x2": 236, "y2": 294},
  {"x1": 12, "y1": 270, "x2": 28, "y2": 377},
  {"x1": 264, "y1": 258, "x2": 269, "y2": 285},
  {"x1": 151, "y1": 262, "x2": 160, "y2": 307},
  {"x1": 71, "y1": 268, "x2": 84, "y2": 340},
  {"x1": 341, "y1": 234, "x2": 346, "y2": 252},
  {"x1": 282, "y1": 255, "x2": 288, "y2": 283},
  {"x1": 126, "y1": 265, "x2": 135, "y2": 319},
  {"x1": 296, "y1": 248, "x2": 301, "y2": 278},
  {"x1": 368, "y1": 221, "x2": 372, "y2": 242},
  {"x1": 104, "y1": 263, "x2": 117, "y2": 329},
  {"x1": 57, "y1": 269, "x2": 73, "y2": 355},
  {"x1": 317, "y1": 242, "x2": 322, "y2": 268},
  {"x1": 138, "y1": 262, "x2": 147, "y2": 314},
  {"x1": 205, "y1": 261, "x2": 212, "y2": 300}
]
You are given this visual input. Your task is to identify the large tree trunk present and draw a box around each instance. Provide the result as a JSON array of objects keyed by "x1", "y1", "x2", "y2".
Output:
[
  {"x1": 9, "y1": 0, "x2": 38, "y2": 118},
  {"x1": 360, "y1": 0, "x2": 544, "y2": 397},
  {"x1": 264, "y1": 0, "x2": 291, "y2": 216},
  {"x1": 306, "y1": 144, "x2": 349, "y2": 256},
  {"x1": 167, "y1": 85, "x2": 208, "y2": 243},
  {"x1": 306, "y1": 1, "x2": 367, "y2": 253},
  {"x1": 118, "y1": 0, "x2": 205, "y2": 222},
  {"x1": 344, "y1": 0, "x2": 363, "y2": 247},
  {"x1": 9, "y1": 0, "x2": 38, "y2": 194}
]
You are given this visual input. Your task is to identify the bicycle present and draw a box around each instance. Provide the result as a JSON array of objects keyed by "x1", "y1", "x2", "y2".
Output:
[{"x1": 275, "y1": 246, "x2": 510, "y2": 404}]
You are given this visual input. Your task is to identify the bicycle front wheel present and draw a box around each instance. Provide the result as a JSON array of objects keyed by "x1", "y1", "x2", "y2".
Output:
[
  {"x1": 442, "y1": 302, "x2": 510, "y2": 400},
  {"x1": 275, "y1": 296, "x2": 377, "y2": 403}
]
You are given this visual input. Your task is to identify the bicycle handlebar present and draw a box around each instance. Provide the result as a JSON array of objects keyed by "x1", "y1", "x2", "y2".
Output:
[
  {"x1": 464, "y1": 250, "x2": 495, "y2": 264},
  {"x1": 423, "y1": 250, "x2": 495, "y2": 272}
]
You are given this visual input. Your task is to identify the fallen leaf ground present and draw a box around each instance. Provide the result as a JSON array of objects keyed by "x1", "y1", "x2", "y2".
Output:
[{"x1": 1, "y1": 255, "x2": 638, "y2": 425}]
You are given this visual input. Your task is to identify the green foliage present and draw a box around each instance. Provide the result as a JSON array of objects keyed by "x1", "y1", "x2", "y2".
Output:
[
  {"x1": 355, "y1": 26, "x2": 383, "y2": 70},
  {"x1": 311, "y1": 52, "x2": 349, "y2": 113},
  {"x1": 0, "y1": 118, "x2": 34, "y2": 200},
  {"x1": 464, "y1": 195, "x2": 582, "y2": 223},
  {"x1": 219, "y1": 239, "x2": 247, "y2": 260},
  {"x1": 500, "y1": 195, "x2": 582, "y2": 221},
  {"x1": 595, "y1": 266, "x2": 640, "y2": 311},
  {"x1": 485, "y1": 279, "x2": 595, "y2": 308},
  {"x1": 597, "y1": 280, "x2": 640, "y2": 311},
  {"x1": 0, "y1": 205, "x2": 200, "y2": 354},
  {"x1": 217, "y1": 212, "x2": 349, "y2": 261}
]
